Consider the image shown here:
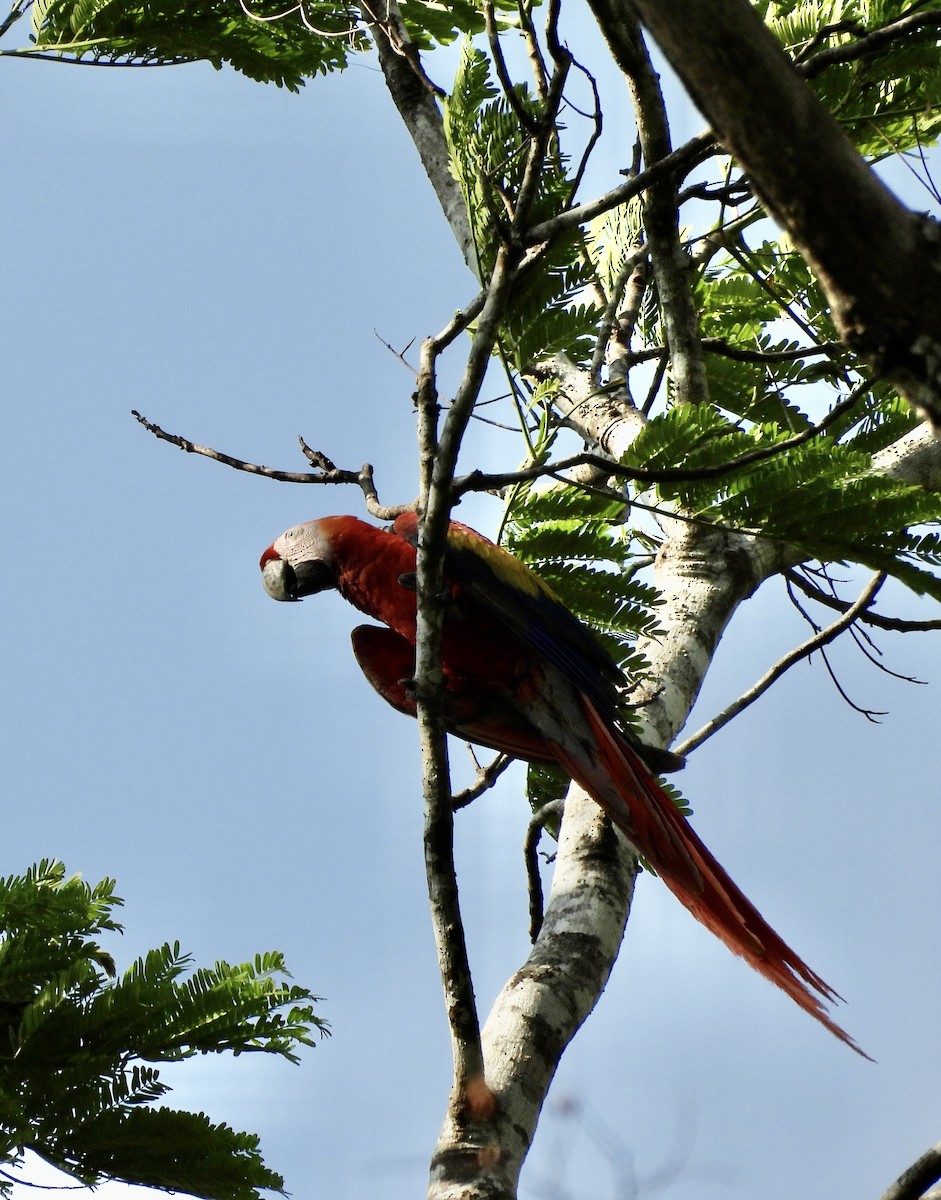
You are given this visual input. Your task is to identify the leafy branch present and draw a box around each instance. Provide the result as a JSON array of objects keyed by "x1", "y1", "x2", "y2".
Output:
[{"x1": 0, "y1": 861, "x2": 326, "y2": 1200}]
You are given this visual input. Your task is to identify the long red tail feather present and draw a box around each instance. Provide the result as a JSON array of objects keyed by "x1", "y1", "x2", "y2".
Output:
[{"x1": 549, "y1": 699, "x2": 870, "y2": 1059}]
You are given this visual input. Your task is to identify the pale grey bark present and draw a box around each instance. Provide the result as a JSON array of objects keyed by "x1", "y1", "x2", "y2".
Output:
[
  {"x1": 359, "y1": 1, "x2": 476, "y2": 272},
  {"x1": 424, "y1": 394, "x2": 941, "y2": 1197},
  {"x1": 358, "y1": 4, "x2": 941, "y2": 1195},
  {"x1": 880, "y1": 1141, "x2": 941, "y2": 1200}
]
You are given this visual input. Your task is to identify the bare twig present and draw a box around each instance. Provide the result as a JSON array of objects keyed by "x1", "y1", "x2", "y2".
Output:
[
  {"x1": 642, "y1": 352, "x2": 669, "y2": 414},
  {"x1": 451, "y1": 752, "x2": 514, "y2": 810},
  {"x1": 785, "y1": 567, "x2": 941, "y2": 632},
  {"x1": 0, "y1": 0, "x2": 29, "y2": 40},
  {"x1": 485, "y1": 1, "x2": 538, "y2": 135},
  {"x1": 786, "y1": 573, "x2": 902, "y2": 711},
  {"x1": 130, "y1": 411, "x2": 411, "y2": 520},
  {"x1": 0, "y1": 1166, "x2": 85, "y2": 1190},
  {"x1": 132, "y1": 410, "x2": 329, "y2": 482},
  {"x1": 564, "y1": 53, "x2": 604, "y2": 207},
  {"x1": 788, "y1": 574, "x2": 927, "y2": 684},
  {"x1": 614, "y1": 324, "x2": 842, "y2": 373},
  {"x1": 701, "y1": 337, "x2": 841, "y2": 365},
  {"x1": 523, "y1": 133, "x2": 715, "y2": 247},
  {"x1": 679, "y1": 177, "x2": 752, "y2": 206},
  {"x1": 814, "y1": 644, "x2": 888, "y2": 722},
  {"x1": 675, "y1": 572, "x2": 887, "y2": 755},
  {"x1": 511, "y1": 61, "x2": 570, "y2": 242}
]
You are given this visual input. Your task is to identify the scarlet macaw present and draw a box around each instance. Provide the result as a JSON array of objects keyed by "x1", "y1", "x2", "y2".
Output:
[{"x1": 260, "y1": 512, "x2": 864, "y2": 1055}]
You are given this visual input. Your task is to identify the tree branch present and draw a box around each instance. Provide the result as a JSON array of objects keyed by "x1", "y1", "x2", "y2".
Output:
[
  {"x1": 359, "y1": 0, "x2": 476, "y2": 272},
  {"x1": 524, "y1": 799, "x2": 564, "y2": 941},
  {"x1": 880, "y1": 1141, "x2": 941, "y2": 1200},
  {"x1": 785, "y1": 568, "x2": 941, "y2": 633},
  {"x1": 523, "y1": 133, "x2": 714, "y2": 247},
  {"x1": 674, "y1": 572, "x2": 887, "y2": 756},
  {"x1": 800, "y1": 10, "x2": 941, "y2": 79},
  {"x1": 451, "y1": 752, "x2": 514, "y2": 810},
  {"x1": 416, "y1": 242, "x2": 522, "y2": 1166},
  {"x1": 588, "y1": 5, "x2": 708, "y2": 407},
  {"x1": 130, "y1": 411, "x2": 411, "y2": 520},
  {"x1": 454, "y1": 375, "x2": 872, "y2": 494},
  {"x1": 618, "y1": 0, "x2": 941, "y2": 419}
]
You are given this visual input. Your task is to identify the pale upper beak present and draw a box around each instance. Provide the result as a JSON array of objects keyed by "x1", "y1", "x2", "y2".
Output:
[
  {"x1": 261, "y1": 553, "x2": 337, "y2": 601},
  {"x1": 261, "y1": 556, "x2": 298, "y2": 601}
]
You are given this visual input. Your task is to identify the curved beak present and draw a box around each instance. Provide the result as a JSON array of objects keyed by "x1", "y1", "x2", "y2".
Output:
[
  {"x1": 261, "y1": 556, "x2": 298, "y2": 601},
  {"x1": 261, "y1": 554, "x2": 337, "y2": 601}
]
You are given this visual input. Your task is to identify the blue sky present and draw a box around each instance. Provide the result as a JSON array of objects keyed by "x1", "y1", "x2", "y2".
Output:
[{"x1": 3, "y1": 15, "x2": 941, "y2": 1200}]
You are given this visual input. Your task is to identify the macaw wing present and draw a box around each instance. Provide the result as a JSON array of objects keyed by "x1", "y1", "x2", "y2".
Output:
[
  {"x1": 350, "y1": 624, "x2": 557, "y2": 764},
  {"x1": 390, "y1": 513, "x2": 629, "y2": 734}
]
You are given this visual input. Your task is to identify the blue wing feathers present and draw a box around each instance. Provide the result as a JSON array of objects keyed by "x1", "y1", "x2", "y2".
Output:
[{"x1": 391, "y1": 512, "x2": 631, "y2": 733}]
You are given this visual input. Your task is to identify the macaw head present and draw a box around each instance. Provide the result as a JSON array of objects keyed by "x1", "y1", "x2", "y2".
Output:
[{"x1": 260, "y1": 520, "x2": 338, "y2": 602}]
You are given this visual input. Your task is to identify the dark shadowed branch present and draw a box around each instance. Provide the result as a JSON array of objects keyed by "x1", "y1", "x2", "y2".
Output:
[
  {"x1": 880, "y1": 1141, "x2": 941, "y2": 1200},
  {"x1": 785, "y1": 568, "x2": 941, "y2": 633},
  {"x1": 524, "y1": 799, "x2": 565, "y2": 941}
]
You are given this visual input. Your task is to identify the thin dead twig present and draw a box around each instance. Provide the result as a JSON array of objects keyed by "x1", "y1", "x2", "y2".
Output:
[
  {"x1": 675, "y1": 572, "x2": 888, "y2": 756},
  {"x1": 131, "y1": 410, "x2": 411, "y2": 520},
  {"x1": 452, "y1": 751, "x2": 514, "y2": 810},
  {"x1": 785, "y1": 568, "x2": 941, "y2": 632},
  {"x1": 454, "y1": 375, "x2": 873, "y2": 496}
]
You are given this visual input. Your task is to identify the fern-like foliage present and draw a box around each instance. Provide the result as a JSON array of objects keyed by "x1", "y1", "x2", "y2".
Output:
[
  {"x1": 26, "y1": 0, "x2": 365, "y2": 85},
  {"x1": 765, "y1": 0, "x2": 941, "y2": 155},
  {"x1": 444, "y1": 42, "x2": 601, "y2": 369},
  {"x1": 503, "y1": 484, "x2": 662, "y2": 677},
  {"x1": 398, "y1": 0, "x2": 521, "y2": 50},
  {"x1": 620, "y1": 400, "x2": 941, "y2": 600},
  {"x1": 21, "y1": 0, "x2": 529, "y2": 82},
  {"x1": 0, "y1": 860, "x2": 327, "y2": 1199}
]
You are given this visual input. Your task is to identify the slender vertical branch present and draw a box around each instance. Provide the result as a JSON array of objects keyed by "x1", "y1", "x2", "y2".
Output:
[
  {"x1": 414, "y1": 244, "x2": 518, "y2": 1124},
  {"x1": 414, "y1": 342, "x2": 485, "y2": 1108},
  {"x1": 587, "y1": 3, "x2": 709, "y2": 406},
  {"x1": 416, "y1": 38, "x2": 578, "y2": 1168}
]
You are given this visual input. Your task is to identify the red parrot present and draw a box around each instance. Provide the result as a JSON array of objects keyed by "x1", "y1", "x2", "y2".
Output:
[{"x1": 260, "y1": 512, "x2": 865, "y2": 1056}]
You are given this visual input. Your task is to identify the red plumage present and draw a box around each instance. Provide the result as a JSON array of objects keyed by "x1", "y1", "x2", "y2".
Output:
[{"x1": 261, "y1": 512, "x2": 867, "y2": 1057}]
